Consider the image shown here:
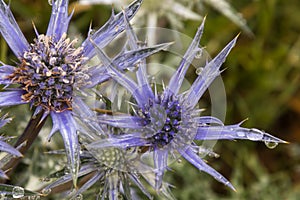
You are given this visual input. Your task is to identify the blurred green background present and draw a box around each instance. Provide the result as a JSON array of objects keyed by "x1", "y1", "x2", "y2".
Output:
[{"x1": 1, "y1": 0, "x2": 300, "y2": 199}]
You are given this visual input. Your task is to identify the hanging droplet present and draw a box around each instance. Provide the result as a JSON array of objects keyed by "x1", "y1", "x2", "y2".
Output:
[
  {"x1": 48, "y1": 0, "x2": 53, "y2": 6},
  {"x1": 264, "y1": 141, "x2": 278, "y2": 149},
  {"x1": 177, "y1": 159, "x2": 182, "y2": 163},
  {"x1": 12, "y1": 186, "x2": 24, "y2": 198},
  {"x1": 196, "y1": 67, "x2": 204, "y2": 75}
]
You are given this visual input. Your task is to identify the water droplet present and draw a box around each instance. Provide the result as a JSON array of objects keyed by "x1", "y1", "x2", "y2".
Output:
[
  {"x1": 196, "y1": 67, "x2": 204, "y2": 75},
  {"x1": 41, "y1": 188, "x2": 51, "y2": 195},
  {"x1": 12, "y1": 186, "x2": 24, "y2": 198},
  {"x1": 246, "y1": 128, "x2": 264, "y2": 141},
  {"x1": 74, "y1": 194, "x2": 83, "y2": 200},
  {"x1": 64, "y1": 167, "x2": 70, "y2": 175},
  {"x1": 28, "y1": 196, "x2": 41, "y2": 200},
  {"x1": 208, "y1": 152, "x2": 220, "y2": 158},
  {"x1": 127, "y1": 10, "x2": 133, "y2": 16},
  {"x1": 115, "y1": 26, "x2": 119, "y2": 33},
  {"x1": 41, "y1": 177, "x2": 50, "y2": 182},
  {"x1": 6, "y1": 137, "x2": 11, "y2": 142},
  {"x1": 88, "y1": 29, "x2": 95, "y2": 36},
  {"x1": 71, "y1": 167, "x2": 77, "y2": 174},
  {"x1": 48, "y1": 0, "x2": 53, "y2": 6},
  {"x1": 177, "y1": 159, "x2": 182, "y2": 163},
  {"x1": 264, "y1": 141, "x2": 278, "y2": 149},
  {"x1": 195, "y1": 50, "x2": 203, "y2": 59}
]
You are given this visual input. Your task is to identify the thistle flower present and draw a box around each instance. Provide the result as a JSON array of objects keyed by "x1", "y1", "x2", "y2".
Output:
[
  {"x1": 0, "y1": 0, "x2": 145, "y2": 185},
  {"x1": 43, "y1": 98, "x2": 174, "y2": 200},
  {"x1": 87, "y1": 18, "x2": 286, "y2": 191},
  {"x1": 44, "y1": 147, "x2": 155, "y2": 200},
  {"x1": 0, "y1": 112, "x2": 22, "y2": 179}
]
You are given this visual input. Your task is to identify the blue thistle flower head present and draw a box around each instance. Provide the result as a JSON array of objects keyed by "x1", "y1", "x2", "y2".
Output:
[
  {"x1": 87, "y1": 17, "x2": 287, "y2": 191},
  {"x1": 44, "y1": 146, "x2": 155, "y2": 199},
  {"x1": 0, "y1": 0, "x2": 144, "y2": 186},
  {"x1": 43, "y1": 98, "x2": 174, "y2": 200}
]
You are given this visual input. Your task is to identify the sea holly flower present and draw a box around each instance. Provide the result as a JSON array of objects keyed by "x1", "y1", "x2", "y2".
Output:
[
  {"x1": 87, "y1": 18, "x2": 286, "y2": 190},
  {"x1": 0, "y1": 112, "x2": 22, "y2": 179},
  {"x1": 44, "y1": 148, "x2": 174, "y2": 200},
  {"x1": 43, "y1": 147, "x2": 155, "y2": 200},
  {"x1": 42, "y1": 98, "x2": 174, "y2": 200},
  {"x1": 0, "y1": 0, "x2": 146, "y2": 185}
]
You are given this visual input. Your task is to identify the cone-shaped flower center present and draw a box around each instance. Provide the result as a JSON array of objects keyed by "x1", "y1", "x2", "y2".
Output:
[
  {"x1": 97, "y1": 148, "x2": 126, "y2": 169},
  {"x1": 89, "y1": 147, "x2": 131, "y2": 172},
  {"x1": 143, "y1": 96, "x2": 182, "y2": 148},
  {"x1": 8, "y1": 34, "x2": 85, "y2": 112}
]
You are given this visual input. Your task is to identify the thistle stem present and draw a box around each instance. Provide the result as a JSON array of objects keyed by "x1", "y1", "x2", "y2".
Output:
[
  {"x1": 1, "y1": 111, "x2": 48, "y2": 181},
  {"x1": 40, "y1": 172, "x2": 96, "y2": 195}
]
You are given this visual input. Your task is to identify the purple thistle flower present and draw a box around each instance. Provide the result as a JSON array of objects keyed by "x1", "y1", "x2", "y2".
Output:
[
  {"x1": 44, "y1": 143, "x2": 157, "y2": 199},
  {"x1": 87, "y1": 17, "x2": 287, "y2": 191},
  {"x1": 42, "y1": 98, "x2": 174, "y2": 200},
  {"x1": 0, "y1": 112, "x2": 22, "y2": 179},
  {"x1": 0, "y1": 0, "x2": 147, "y2": 186}
]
